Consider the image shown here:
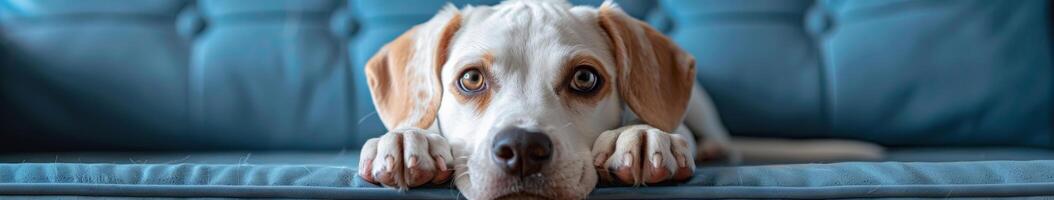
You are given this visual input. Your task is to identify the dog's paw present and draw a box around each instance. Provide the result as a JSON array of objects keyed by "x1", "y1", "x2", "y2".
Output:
[
  {"x1": 358, "y1": 128, "x2": 454, "y2": 189},
  {"x1": 591, "y1": 125, "x2": 695, "y2": 185}
]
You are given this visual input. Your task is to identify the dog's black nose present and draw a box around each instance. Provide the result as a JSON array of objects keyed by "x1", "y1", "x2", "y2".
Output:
[{"x1": 491, "y1": 127, "x2": 553, "y2": 177}]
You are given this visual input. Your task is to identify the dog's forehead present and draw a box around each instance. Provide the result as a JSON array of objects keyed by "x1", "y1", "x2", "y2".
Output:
[{"x1": 448, "y1": 3, "x2": 611, "y2": 75}]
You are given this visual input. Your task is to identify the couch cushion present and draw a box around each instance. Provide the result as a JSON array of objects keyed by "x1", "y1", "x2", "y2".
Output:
[
  {"x1": 1, "y1": 0, "x2": 185, "y2": 15},
  {"x1": 821, "y1": 0, "x2": 1052, "y2": 147},
  {"x1": 661, "y1": 0, "x2": 826, "y2": 138},
  {"x1": 0, "y1": 151, "x2": 1052, "y2": 199},
  {"x1": 0, "y1": 0, "x2": 193, "y2": 150},
  {"x1": 0, "y1": 151, "x2": 358, "y2": 166},
  {"x1": 661, "y1": 0, "x2": 1053, "y2": 147},
  {"x1": 190, "y1": 0, "x2": 354, "y2": 150},
  {"x1": 884, "y1": 147, "x2": 1054, "y2": 162},
  {"x1": 5, "y1": 147, "x2": 1052, "y2": 166},
  {"x1": 0, "y1": 0, "x2": 364, "y2": 150}
]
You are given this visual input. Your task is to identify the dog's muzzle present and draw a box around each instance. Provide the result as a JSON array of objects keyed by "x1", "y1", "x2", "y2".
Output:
[{"x1": 491, "y1": 127, "x2": 553, "y2": 177}]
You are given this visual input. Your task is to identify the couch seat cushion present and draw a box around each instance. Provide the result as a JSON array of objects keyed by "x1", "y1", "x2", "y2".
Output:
[{"x1": 1, "y1": 149, "x2": 1053, "y2": 199}]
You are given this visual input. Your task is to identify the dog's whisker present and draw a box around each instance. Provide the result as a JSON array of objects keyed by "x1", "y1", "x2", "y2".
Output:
[{"x1": 356, "y1": 111, "x2": 377, "y2": 125}]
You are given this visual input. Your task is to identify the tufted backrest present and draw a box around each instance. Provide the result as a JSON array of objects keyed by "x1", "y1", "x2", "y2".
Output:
[
  {"x1": 660, "y1": 0, "x2": 827, "y2": 139},
  {"x1": 189, "y1": 0, "x2": 354, "y2": 149},
  {"x1": 0, "y1": 0, "x2": 657, "y2": 151},
  {"x1": 0, "y1": 0, "x2": 360, "y2": 150},
  {"x1": 659, "y1": 0, "x2": 1052, "y2": 147},
  {"x1": 0, "y1": 0, "x2": 193, "y2": 150},
  {"x1": 819, "y1": 0, "x2": 1051, "y2": 146},
  {"x1": 6, "y1": 0, "x2": 1045, "y2": 151}
]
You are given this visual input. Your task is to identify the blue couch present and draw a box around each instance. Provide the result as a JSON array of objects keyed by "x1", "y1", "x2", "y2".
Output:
[{"x1": 1, "y1": 0, "x2": 1053, "y2": 199}]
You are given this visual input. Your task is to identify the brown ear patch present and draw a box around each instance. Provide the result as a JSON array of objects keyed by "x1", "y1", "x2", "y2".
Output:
[
  {"x1": 598, "y1": 6, "x2": 696, "y2": 132},
  {"x1": 365, "y1": 12, "x2": 463, "y2": 129},
  {"x1": 366, "y1": 28, "x2": 421, "y2": 128}
]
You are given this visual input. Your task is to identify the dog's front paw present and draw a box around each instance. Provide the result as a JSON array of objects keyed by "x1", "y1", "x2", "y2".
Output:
[
  {"x1": 358, "y1": 128, "x2": 454, "y2": 189},
  {"x1": 591, "y1": 125, "x2": 694, "y2": 185}
]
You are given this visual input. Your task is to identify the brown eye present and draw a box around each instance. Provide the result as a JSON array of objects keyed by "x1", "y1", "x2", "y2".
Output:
[
  {"x1": 570, "y1": 66, "x2": 599, "y2": 93},
  {"x1": 458, "y1": 69, "x2": 486, "y2": 93}
]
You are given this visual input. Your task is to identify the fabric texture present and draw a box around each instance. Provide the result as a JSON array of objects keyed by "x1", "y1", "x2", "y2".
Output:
[
  {"x1": 0, "y1": 149, "x2": 1051, "y2": 199},
  {"x1": 1, "y1": 157, "x2": 1054, "y2": 199},
  {"x1": 4, "y1": 148, "x2": 1054, "y2": 166}
]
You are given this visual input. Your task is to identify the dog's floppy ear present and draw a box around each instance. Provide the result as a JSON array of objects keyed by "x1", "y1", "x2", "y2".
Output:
[
  {"x1": 598, "y1": 3, "x2": 696, "y2": 132},
  {"x1": 366, "y1": 8, "x2": 462, "y2": 129}
]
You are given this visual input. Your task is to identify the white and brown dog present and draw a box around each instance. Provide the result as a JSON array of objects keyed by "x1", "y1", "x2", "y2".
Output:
[{"x1": 358, "y1": 0, "x2": 881, "y2": 199}]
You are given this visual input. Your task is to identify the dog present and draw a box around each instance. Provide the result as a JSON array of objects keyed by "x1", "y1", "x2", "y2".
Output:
[{"x1": 358, "y1": 1, "x2": 882, "y2": 199}]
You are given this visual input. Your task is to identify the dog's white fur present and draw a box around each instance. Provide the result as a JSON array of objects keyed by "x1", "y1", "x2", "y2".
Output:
[{"x1": 359, "y1": 1, "x2": 883, "y2": 199}]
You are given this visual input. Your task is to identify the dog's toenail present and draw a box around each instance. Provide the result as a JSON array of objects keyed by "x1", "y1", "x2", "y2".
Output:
[
  {"x1": 407, "y1": 156, "x2": 419, "y2": 168},
  {"x1": 677, "y1": 155, "x2": 686, "y2": 167},
  {"x1": 435, "y1": 156, "x2": 448, "y2": 171},
  {"x1": 622, "y1": 153, "x2": 633, "y2": 167},
  {"x1": 594, "y1": 154, "x2": 607, "y2": 166},
  {"x1": 385, "y1": 156, "x2": 395, "y2": 172},
  {"x1": 651, "y1": 153, "x2": 661, "y2": 168}
]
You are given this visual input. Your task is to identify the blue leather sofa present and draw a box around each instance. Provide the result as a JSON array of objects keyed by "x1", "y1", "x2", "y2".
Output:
[{"x1": 1, "y1": 0, "x2": 1053, "y2": 199}]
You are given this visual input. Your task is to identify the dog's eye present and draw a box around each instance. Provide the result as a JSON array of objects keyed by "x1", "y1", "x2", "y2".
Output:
[
  {"x1": 570, "y1": 67, "x2": 599, "y2": 93},
  {"x1": 458, "y1": 69, "x2": 486, "y2": 93}
]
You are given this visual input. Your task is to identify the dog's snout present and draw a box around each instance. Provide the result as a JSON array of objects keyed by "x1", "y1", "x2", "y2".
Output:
[{"x1": 491, "y1": 127, "x2": 553, "y2": 177}]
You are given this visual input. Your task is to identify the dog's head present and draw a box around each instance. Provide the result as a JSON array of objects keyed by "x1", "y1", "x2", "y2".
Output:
[{"x1": 365, "y1": 0, "x2": 695, "y2": 199}]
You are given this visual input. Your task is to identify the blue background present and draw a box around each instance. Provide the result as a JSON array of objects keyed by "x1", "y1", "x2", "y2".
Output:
[{"x1": 0, "y1": 0, "x2": 1050, "y2": 151}]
